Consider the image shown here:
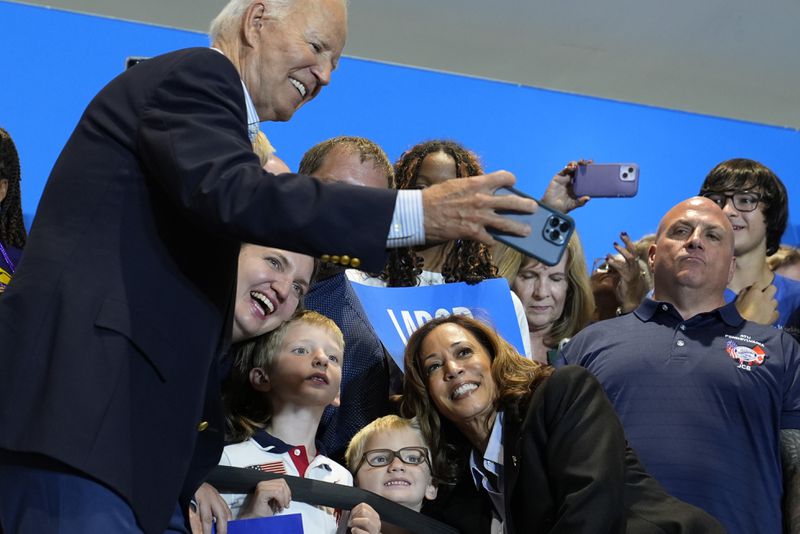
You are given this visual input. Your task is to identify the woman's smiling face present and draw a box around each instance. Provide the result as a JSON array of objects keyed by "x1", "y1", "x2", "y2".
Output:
[
  {"x1": 232, "y1": 245, "x2": 314, "y2": 343},
  {"x1": 418, "y1": 323, "x2": 498, "y2": 441}
]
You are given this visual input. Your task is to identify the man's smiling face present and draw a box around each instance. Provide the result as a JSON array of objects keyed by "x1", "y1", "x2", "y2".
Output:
[{"x1": 244, "y1": 0, "x2": 347, "y2": 122}]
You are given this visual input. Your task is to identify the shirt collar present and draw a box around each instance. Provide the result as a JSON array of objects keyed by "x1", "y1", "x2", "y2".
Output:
[
  {"x1": 240, "y1": 81, "x2": 261, "y2": 142},
  {"x1": 636, "y1": 298, "x2": 742, "y2": 327},
  {"x1": 251, "y1": 429, "x2": 328, "y2": 456},
  {"x1": 469, "y1": 411, "x2": 504, "y2": 488},
  {"x1": 210, "y1": 47, "x2": 261, "y2": 142},
  {"x1": 484, "y1": 412, "x2": 504, "y2": 465},
  {"x1": 717, "y1": 301, "x2": 744, "y2": 326},
  {"x1": 634, "y1": 298, "x2": 663, "y2": 321},
  {"x1": 252, "y1": 429, "x2": 293, "y2": 453}
]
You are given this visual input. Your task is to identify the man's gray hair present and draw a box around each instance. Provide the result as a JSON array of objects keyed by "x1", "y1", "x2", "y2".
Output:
[{"x1": 209, "y1": 0, "x2": 293, "y2": 43}]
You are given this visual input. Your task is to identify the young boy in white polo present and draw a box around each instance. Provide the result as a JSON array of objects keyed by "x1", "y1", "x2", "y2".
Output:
[{"x1": 219, "y1": 310, "x2": 350, "y2": 533}]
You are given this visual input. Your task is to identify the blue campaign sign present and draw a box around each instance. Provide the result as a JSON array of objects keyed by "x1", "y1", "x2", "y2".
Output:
[
  {"x1": 214, "y1": 513, "x2": 304, "y2": 534},
  {"x1": 350, "y1": 278, "x2": 524, "y2": 370}
]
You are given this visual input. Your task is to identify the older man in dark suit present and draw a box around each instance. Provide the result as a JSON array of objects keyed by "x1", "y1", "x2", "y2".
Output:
[{"x1": 0, "y1": 1, "x2": 534, "y2": 533}]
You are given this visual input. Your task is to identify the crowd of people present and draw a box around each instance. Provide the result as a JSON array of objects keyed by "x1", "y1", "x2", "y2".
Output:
[{"x1": 0, "y1": 0, "x2": 798, "y2": 533}]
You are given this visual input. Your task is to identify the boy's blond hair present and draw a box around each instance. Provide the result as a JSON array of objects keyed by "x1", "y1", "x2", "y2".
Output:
[
  {"x1": 224, "y1": 310, "x2": 344, "y2": 442},
  {"x1": 344, "y1": 415, "x2": 435, "y2": 481}
]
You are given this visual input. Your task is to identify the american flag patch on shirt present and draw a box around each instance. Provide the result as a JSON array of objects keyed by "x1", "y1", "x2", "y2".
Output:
[{"x1": 248, "y1": 462, "x2": 286, "y2": 474}]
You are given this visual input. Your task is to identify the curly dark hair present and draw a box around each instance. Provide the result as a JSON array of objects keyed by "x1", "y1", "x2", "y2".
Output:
[
  {"x1": 699, "y1": 158, "x2": 788, "y2": 256},
  {"x1": 0, "y1": 128, "x2": 26, "y2": 248},
  {"x1": 400, "y1": 315, "x2": 553, "y2": 483},
  {"x1": 383, "y1": 140, "x2": 497, "y2": 286}
]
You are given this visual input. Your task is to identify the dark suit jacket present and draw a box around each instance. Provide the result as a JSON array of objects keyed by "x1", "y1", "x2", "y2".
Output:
[
  {"x1": 0, "y1": 47, "x2": 396, "y2": 534},
  {"x1": 425, "y1": 366, "x2": 724, "y2": 533},
  {"x1": 307, "y1": 271, "x2": 397, "y2": 463}
]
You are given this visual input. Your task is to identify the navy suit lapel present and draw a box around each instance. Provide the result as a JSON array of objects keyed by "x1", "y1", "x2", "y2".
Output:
[{"x1": 502, "y1": 411, "x2": 524, "y2": 532}]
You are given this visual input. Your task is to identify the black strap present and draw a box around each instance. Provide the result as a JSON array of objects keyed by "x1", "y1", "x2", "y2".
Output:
[{"x1": 208, "y1": 465, "x2": 458, "y2": 534}]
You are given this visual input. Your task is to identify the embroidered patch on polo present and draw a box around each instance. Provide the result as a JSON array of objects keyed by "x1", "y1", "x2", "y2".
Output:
[{"x1": 724, "y1": 334, "x2": 767, "y2": 371}]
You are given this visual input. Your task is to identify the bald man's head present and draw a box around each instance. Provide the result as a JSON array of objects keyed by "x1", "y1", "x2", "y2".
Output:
[{"x1": 650, "y1": 197, "x2": 735, "y2": 302}]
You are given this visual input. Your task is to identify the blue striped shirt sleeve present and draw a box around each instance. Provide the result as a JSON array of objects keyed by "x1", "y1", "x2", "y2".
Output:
[{"x1": 387, "y1": 189, "x2": 425, "y2": 248}]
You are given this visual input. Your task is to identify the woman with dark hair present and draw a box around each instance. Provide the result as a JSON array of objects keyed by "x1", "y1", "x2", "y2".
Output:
[
  {"x1": 347, "y1": 139, "x2": 533, "y2": 357},
  {"x1": 383, "y1": 140, "x2": 496, "y2": 287},
  {"x1": 0, "y1": 127, "x2": 26, "y2": 294},
  {"x1": 400, "y1": 315, "x2": 724, "y2": 533}
]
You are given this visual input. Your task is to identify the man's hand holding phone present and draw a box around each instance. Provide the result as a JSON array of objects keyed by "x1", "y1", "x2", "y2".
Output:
[
  {"x1": 490, "y1": 187, "x2": 575, "y2": 266},
  {"x1": 421, "y1": 170, "x2": 536, "y2": 245}
]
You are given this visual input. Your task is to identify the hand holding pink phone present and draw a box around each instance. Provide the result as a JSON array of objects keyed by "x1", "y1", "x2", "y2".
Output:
[{"x1": 572, "y1": 163, "x2": 639, "y2": 198}]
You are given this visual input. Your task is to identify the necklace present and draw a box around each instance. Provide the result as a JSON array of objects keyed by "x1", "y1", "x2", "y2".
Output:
[{"x1": 0, "y1": 241, "x2": 16, "y2": 274}]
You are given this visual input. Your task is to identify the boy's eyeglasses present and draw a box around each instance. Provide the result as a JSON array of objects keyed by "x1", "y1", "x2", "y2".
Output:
[
  {"x1": 355, "y1": 447, "x2": 431, "y2": 472},
  {"x1": 702, "y1": 191, "x2": 761, "y2": 212}
]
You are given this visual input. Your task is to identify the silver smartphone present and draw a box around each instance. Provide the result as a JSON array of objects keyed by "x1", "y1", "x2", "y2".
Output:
[
  {"x1": 490, "y1": 187, "x2": 575, "y2": 266},
  {"x1": 572, "y1": 163, "x2": 639, "y2": 198}
]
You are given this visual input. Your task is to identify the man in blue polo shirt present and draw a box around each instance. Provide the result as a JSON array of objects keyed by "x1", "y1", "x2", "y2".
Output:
[{"x1": 560, "y1": 196, "x2": 800, "y2": 534}]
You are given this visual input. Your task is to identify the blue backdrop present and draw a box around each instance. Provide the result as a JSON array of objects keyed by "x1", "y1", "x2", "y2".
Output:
[{"x1": 1, "y1": 1, "x2": 798, "y2": 267}]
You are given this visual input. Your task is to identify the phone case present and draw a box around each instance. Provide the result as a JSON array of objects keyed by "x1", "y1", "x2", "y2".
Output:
[
  {"x1": 572, "y1": 163, "x2": 639, "y2": 198},
  {"x1": 490, "y1": 187, "x2": 575, "y2": 266}
]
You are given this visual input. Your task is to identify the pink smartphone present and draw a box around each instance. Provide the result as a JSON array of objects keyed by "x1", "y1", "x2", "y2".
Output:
[{"x1": 572, "y1": 163, "x2": 639, "y2": 198}]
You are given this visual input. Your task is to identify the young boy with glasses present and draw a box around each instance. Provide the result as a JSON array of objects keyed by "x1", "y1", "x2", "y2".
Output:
[
  {"x1": 700, "y1": 158, "x2": 800, "y2": 340},
  {"x1": 344, "y1": 416, "x2": 438, "y2": 534}
]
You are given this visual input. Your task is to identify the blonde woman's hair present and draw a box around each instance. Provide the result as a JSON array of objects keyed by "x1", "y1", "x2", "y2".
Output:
[
  {"x1": 545, "y1": 232, "x2": 594, "y2": 346},
  {"x1": 510, "y1": 232, "x2": 594, "y2": 348},
  {"x1": 252, "y1": 130, "x2": 276, "y2": 167},
  {"x1": 491, "y1": 242, "x2": 524, "y2": 285}
]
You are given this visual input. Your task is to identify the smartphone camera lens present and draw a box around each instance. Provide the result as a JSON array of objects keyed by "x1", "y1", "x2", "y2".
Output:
[
  {"x1": 622, "y1": 172, "x2": 629, "y2": 178},
  {"x1": 544, "y1": 216, "x2": 569, "y2": 244}
]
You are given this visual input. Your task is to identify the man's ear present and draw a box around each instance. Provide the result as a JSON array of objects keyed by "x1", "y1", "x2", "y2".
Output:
[
  {"x1": 242, "y1": 1, "x2": 267, "y2": 47},
  {"x1": 648, "y1": 243, "x2": 657, "y2": 273},
  {"x1": 0, "y1": 179, "x2": 8, "y2": 204},
  {"x1": 249, "y1": 367, "x2": 272, "y2": 392}
]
